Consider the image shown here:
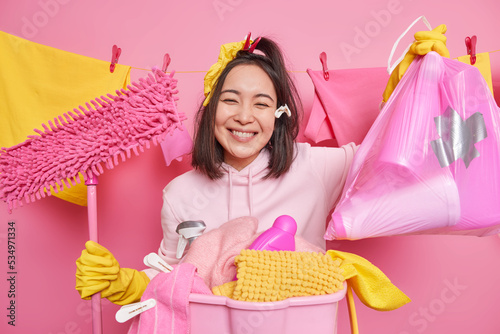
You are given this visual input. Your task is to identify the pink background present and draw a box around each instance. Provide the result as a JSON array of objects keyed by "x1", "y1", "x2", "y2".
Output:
[{"x1": 2, "y1": 0, "x2": 500, "y2": 333}]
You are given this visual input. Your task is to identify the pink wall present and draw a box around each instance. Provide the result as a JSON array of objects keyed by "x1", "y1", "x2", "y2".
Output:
[{"x1": 1, "y1": 0, "x2": 500, "y2": 333}]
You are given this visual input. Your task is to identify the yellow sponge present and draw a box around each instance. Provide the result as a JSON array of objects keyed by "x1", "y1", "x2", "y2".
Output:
[{"x1": 212, "y1": 250, "x2": 345, "y2": 302}]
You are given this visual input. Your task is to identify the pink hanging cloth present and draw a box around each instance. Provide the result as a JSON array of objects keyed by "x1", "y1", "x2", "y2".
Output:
[
  {"x1": 160, "y1": 123, "x2": 193, "y2": 166},
  {"x1": 305, "y1": 67, "x2": 389, "y2": 146}
]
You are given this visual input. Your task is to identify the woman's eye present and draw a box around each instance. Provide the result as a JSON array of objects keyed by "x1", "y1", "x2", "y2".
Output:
[
  {"x1": 256, "y1": 103, "x2": 269, "y2": 108},
  {"x1": 222, "y1": 99, "x2": 237, "y2": 104}
]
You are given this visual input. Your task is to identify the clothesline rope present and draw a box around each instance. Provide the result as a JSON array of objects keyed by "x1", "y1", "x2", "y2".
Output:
[
  {"x1": 130, "y1": 48, "x2": 500, "y2": 73},
  {"x1": 130, "y1": 67, "x2": 307, "y2": 73},
  {"x1": 130, "y1": 49, "x2": 500, "y2": 73}
]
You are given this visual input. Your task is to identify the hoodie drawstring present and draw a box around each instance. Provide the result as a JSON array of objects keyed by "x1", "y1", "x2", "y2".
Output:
[
  {"x1": 227, "y1": 166, "x2": 254, "y2": 220},
  {"x1": 228, "y1": 169, "x2": 233, "y2": 221},
  {"x1": 248, "y1": 167, "x2": 253, "y2": 217}
]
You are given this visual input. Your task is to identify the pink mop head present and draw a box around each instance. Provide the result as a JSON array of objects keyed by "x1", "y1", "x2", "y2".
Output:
[{"x1": 0, "y1": 68, "x2": 186, "y2": 211}]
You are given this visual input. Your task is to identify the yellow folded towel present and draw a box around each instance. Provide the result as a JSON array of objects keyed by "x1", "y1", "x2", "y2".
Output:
[{"x1": 327, "y1": 250, "x2": 411, "y2": 311}]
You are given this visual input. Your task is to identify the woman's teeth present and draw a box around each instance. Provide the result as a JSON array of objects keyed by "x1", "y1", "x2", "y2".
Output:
[{"x1": 232, "y1": 130, "x2": 255, "y2": 138}]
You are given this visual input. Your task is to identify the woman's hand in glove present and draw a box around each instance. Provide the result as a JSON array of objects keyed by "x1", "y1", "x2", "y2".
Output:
[{"x1": 75, "y1": 240, "x2": 150, "y2": 305}]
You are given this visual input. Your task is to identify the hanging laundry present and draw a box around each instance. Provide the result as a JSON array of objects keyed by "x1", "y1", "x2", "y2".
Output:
[
  {"x1": 457, "y1": 52, "x2": 494, "y2": 96},
  {"x1": 305, "y1": 67, "x2": 389, "y2": 146},
  {"x1": 490, "y1": 50, "x2": 500, "y2": 107},
  {"x1": 160, "y1": 123, "x2": 193, "y2": 166},
  {"x1": 0, "y1": 31, "x2": 131, "y2": 206}
]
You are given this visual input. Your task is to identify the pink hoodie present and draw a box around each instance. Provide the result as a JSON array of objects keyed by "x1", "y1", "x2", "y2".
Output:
[{"x1": 157, "y1": 142, "x2": 356, "y2": 265}]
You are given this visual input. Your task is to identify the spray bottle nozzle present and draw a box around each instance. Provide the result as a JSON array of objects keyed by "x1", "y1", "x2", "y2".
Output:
[{"x1": 175, "y1": 220, "x2": 206, "y2": 259}]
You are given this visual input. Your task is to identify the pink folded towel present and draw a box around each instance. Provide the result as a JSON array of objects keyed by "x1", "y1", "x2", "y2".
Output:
[
  {"x1": 127, "y1": 263, "x2": 211, "y2": 334},
  {"x1": 182, "y1": 216, "x2": 324, "y2": 289}
]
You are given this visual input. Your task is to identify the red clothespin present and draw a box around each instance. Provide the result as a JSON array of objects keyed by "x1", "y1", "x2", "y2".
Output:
[
  {"x1": 162, "y1": 53, "x2": 171, "y2": 73},
  {"x1": 465, "y1": 35, "x2": 477, "y2": 65},
  {"x1": 248, "y1": 37, "x2": 261, "y2": 53},
  {"x1": 243, "y1": 32, "x2": 252, "y2": 50},
  {"x1": 110, "y1": 45, "x2": 121, "y2": 73},
  {"x1": 319, "y1": 52, "x2": 329, "y2": 81}
]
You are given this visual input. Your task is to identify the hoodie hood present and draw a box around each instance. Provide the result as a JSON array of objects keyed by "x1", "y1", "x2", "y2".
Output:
[{"x1": 220, "y1": 148, "x2": 271, "y2": 183}]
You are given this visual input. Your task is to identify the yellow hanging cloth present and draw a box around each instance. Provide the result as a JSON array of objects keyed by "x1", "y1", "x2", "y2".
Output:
[
  {"x1": 457, "y1": 52, "x2": 494, "y2": 96},
  {"x1": 0, "y1": 31, "x2": 131, "y2": 206}
]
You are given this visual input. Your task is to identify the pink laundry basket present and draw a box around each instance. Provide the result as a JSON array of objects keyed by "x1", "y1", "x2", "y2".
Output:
[{"x1": 188, "y1": 282, "x2": 347, "y2": 334}]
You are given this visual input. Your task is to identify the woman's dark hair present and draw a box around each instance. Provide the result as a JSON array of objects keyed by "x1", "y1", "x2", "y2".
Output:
[{"x1": 192, "y1": 37, "x2": 302, "y2": 179}]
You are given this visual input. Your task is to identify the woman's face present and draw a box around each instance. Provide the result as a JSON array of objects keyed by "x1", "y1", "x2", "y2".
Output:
[{"x1": 214, "y1": 64, "x2": 277, "y2": 171}]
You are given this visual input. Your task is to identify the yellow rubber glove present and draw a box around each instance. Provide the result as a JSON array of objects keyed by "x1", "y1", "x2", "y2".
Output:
[
  {"x1": 75, "y1": 241, "x2": 150, "y2": 305},
  {"x1": 382, "y1": 24, "x2": 450, "y2": 102}
]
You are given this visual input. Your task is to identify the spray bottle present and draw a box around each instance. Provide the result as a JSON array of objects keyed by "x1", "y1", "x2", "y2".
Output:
[{"x1": 248, "y1": 215, "x2": 297, "y2": 251}]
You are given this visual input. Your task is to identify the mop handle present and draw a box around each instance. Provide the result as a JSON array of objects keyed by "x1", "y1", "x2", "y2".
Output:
[{"x1": 86, "y1": 174, "x2": 102, "y2": 334}]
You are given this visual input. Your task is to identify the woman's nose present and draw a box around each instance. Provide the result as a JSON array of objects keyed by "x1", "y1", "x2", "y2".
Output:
[{"x1": 234, "y1": 104, "x2": 254, "y2": 124}]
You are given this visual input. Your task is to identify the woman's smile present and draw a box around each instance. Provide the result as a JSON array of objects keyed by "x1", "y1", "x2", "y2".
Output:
[{"x1": 230, "y1": 129, "x2": 257, "y2": 139}]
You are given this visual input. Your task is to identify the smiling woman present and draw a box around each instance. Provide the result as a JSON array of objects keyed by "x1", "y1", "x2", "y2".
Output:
[
  {"x1": 157, "y1": 35, "x2": 358, "y2": 263},
  {"x1": 75, "y1": 35, "x2": 358, "y2": 307}
]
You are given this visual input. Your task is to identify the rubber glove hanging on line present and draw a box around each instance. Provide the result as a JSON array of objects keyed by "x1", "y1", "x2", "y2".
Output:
[
  {"x1": 383, "y1": 24, "x2": 450, "y2": 102},
  {"x1": 76, "y1": 241, "x2": 150, "y2": 305}
]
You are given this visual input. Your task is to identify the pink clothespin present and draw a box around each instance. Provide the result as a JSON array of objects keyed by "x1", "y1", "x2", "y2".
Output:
[
  {"x1": 319, "y1": 52, "x2": 329, "y2": 81},
  {"x1": 465, "y1": 35, "x2": 477, "y2": 65},
  {"x1": 162, "y1": 53, "x2": 171, "y2": 73},
  {"x1": 110, "y1": 45, "x2": 121, "y2": 73}
]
